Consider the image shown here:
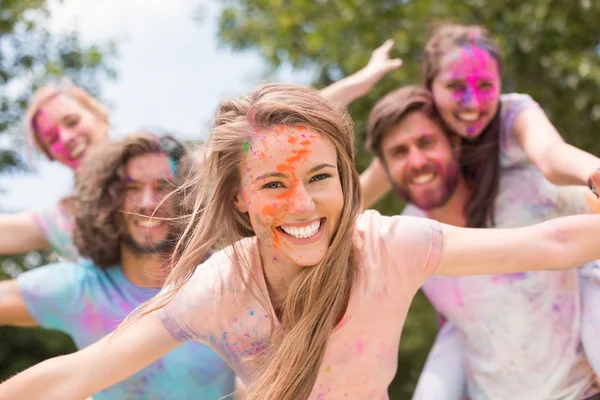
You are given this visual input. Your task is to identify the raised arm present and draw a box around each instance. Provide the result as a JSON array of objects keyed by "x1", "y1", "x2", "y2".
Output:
[
  {"x1": 0, "y1": 212, "x2": 50, "y2": 255},
  {"x1": 320, "y1": 39, "x2": 402, "y2": 108},
  {"x1": 360, "y1": 158, "x2": 391, "y2": 210},
  {"x1": 0, "y1": 280, "x2": 37, "y2": 327},
  {"x1": 436, "y1": 214, "x2": 600, "y2": 276},
  {"x1": 0, "y1": 310, "x2": 180, "y2": 400},
  {"x1": 514, "y1": 106, "x2": 600, "y2": 187}
]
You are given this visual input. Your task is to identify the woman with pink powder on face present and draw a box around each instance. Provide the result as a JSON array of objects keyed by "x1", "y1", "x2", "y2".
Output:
[
  {"x1": 418, "y1": 23, "x2": 600, "y2": 399},
  {"x1": 0, "y1": 84, "x2": 110, "y2": 261}
]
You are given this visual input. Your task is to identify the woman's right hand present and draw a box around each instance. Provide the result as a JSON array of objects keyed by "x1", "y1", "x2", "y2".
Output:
[
  {"x1": 358, "y1": 39, "x2": 403, "y2": 90},
  {"x1": 319, "y1": 39, "x2": 402, "y2": 107}
]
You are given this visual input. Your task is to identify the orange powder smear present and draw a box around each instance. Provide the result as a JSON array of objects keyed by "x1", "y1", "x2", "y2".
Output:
[
  {"x1": 261, "y1": 204, "x2": 279, "y2": 217},
  {"x1": 274, "y1": 125, "x2": 286, "y2": 136}
]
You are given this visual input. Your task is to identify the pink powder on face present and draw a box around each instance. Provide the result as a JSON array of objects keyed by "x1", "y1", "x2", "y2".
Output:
[
  {"x1": 443, "y1": 45, "x2": 501, "y2": 137},
  {"x1": 355, "y1": 341, "x2": 365, "y2": 354},
  {"x1": 34, "y1": 110, "x2": 80, "y2": 168},
  {"x1": 454, "y1": 45, "x2": 499, "y2": 104}
]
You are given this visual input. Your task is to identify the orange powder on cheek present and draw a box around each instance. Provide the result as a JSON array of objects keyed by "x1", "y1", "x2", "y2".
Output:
[
  {"x1": 258, "y1": 132, "x2": 317, "y2": 249},
  {"x1": 261, "y1": 203, "x2": 279, "y2": 217},
  {"x1": 259, "y1": 201, "x2": 288, "y2": 249}
]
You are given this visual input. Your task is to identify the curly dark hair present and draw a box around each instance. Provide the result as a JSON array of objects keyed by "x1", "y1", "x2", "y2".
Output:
[{"x1": 72, "y1": 133, "x2": 192, "y2": 268}]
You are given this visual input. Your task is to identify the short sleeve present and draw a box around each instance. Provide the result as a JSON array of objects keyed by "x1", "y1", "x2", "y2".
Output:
[
  {"x1": 401, "y1": 204, "x2": 427, "y2": 218},
  {"x1": 32, "y1": 199, "x2": 79, "y2": 262},
  {"x1": 159, "y1": 252, "x2": 228, "y2": 343},
  {"x1": 17, "y1": 262, "x2": 87, "y2": 333},
  {"x1": 501, "y1": 93, "x2": 540, "y2": 140},
  {"x1": 499, "y1": 93, "x2": 542, "y2": 167},
  {"x1": 357, "y1": 210, "x2": 443, "y2": 286}
]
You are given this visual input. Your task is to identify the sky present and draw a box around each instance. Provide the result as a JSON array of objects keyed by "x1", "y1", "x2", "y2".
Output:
[{"x1": 1, "y1": 0, "x2": 313, "y2": 211}]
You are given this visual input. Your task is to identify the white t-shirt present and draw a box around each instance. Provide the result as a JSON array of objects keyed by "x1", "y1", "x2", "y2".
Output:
[
  {"x1": 407, "y1": 93, "x2": 597, "y2": 400},
  {"x1": 161, "y1": 210, "x2": 442, "y2": 399}
]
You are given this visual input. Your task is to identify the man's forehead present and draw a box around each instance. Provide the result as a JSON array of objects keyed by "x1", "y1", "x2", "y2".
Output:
[
  {"x1": 124, "y1": 153, "x2": 174, "y2": 180},
  {"x1": 386, "y1": 113, "x2": 446, "y2": 143}
]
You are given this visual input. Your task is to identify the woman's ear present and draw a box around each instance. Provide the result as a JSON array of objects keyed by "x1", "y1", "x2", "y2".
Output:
[{"x1": 233, "y1": 190, "x2": 248, "y2": 213}]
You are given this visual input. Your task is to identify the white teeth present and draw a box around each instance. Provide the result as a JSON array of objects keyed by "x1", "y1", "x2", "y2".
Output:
[
  {"x1": 457, "y1": 111, "x2": 480, "y2": 122},
  {"x1": 412, "y1": 173, "x2": 435, "y2": 185},
  {"x1": 70, "y1": 143, "x2": 87, "y2": 158},
  {"x1": 281, "y1": 220, "x2": 321, "y2": 239},
  {"x1": 137, "y1": 219, "x2": 162, "y2": 228}
]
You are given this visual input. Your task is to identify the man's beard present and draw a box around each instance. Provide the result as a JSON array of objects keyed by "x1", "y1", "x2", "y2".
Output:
[
  {"x1": 390, "y1": 162, "x2": 460, "y2": 211},
  {"x1": 122, "y1": 234, "x2": 174, "y2": 255}
]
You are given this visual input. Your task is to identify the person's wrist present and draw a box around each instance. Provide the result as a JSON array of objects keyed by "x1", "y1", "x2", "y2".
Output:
[
  {"x1": 354, "y1": 68, "x2": 378, "y2": 92},
  {"x1": 587, "y1": 167, "x2": 600, "y2": 197}
]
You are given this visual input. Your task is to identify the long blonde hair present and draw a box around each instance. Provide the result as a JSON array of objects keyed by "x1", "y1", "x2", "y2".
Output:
[
  {"x1": 130, "y1": 83, "x2": 362, "y2": 399},
  {"x1": 25, "y1": 84, "x2": 109, "y2": 160}
]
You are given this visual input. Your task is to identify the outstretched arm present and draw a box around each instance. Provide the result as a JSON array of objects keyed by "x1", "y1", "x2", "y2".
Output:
[
  {"x1": 320, "y1": 39, "x2": 402, "y2": 107},
  {"x1": 514, "y1": 106, "x2": 600, "y2": 187},
  {"x1": 0, "y1": 310, "x2": 180, "y2": 400},
  {"x1": 0, "y1": 212, "x2": 50, "y2": 255},
  {"x1": 0, "y1": 280, "x2": 37, "y2": 327},
  {"x1": 437, "y1": 213, "x2": 600, "y2": 276}
]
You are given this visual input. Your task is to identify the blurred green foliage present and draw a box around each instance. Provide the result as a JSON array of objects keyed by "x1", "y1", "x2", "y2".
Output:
[
  {"x1": 0, "y1": 0, "x2": 118, "y2": 172},
  {"x1": 0, "y1": 0, "x2": 116, "y2": 382},
  {"x1": 215, "y1": 0, "x2": 600, "y2": 397}
]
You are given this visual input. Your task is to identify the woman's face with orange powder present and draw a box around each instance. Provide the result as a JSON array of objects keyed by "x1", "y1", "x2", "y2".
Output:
[
  {"x1": 33, "y1": 94, "x2": 108, "y2": 169},
  {"x1": 234, "y1": 125, "x2": 344, "y2": 268}
]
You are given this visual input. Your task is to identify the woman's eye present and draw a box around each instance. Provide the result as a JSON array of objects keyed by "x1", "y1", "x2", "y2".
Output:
[
  {"x1": 262, "y1": 181, "x2": 284, "y2": 189},
  {"x1": 447, "y1": 83, "x2": 464, "y2": 91},
  {"x1": 310, "y1": 173, "x2": 331, "y2": 183},
  {"x1": 66, "y1": 117, "x2": 80, "y2": 127}
]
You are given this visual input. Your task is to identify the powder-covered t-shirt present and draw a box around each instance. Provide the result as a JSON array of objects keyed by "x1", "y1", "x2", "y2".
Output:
[
  {"x1": 160, "y1": 210, "x2": 442, "y2": 400},
  {"x1": 32, "y1": 198, "x2": 79, "y2": 262},
  {"x1": 407, "y1": 93, "x2": 597, "y2": 400},
  {"x1": 17, "y1": 260, "x2": 235, "y2": 400}
]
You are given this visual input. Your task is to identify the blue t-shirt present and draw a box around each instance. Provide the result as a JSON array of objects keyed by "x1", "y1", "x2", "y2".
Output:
[{"x1": 17, "y1": 260, "x2": 235, "y2": 400}]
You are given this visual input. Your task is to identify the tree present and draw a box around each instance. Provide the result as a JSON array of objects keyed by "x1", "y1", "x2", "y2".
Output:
[
  {"x1": 0, "y1": 0, "x2": 117, "y2": 380},
  {"x1": 214, "y1": 0, "x2": 600, "y2": 397},
  {"x1": 1, "y1": 0, "x2": 117, "y2": 172}
]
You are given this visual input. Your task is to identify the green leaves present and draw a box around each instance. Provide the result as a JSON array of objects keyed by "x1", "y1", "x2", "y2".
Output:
[{"x1": 0, "y1": 0, "x2": 117, "y2": 380}]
